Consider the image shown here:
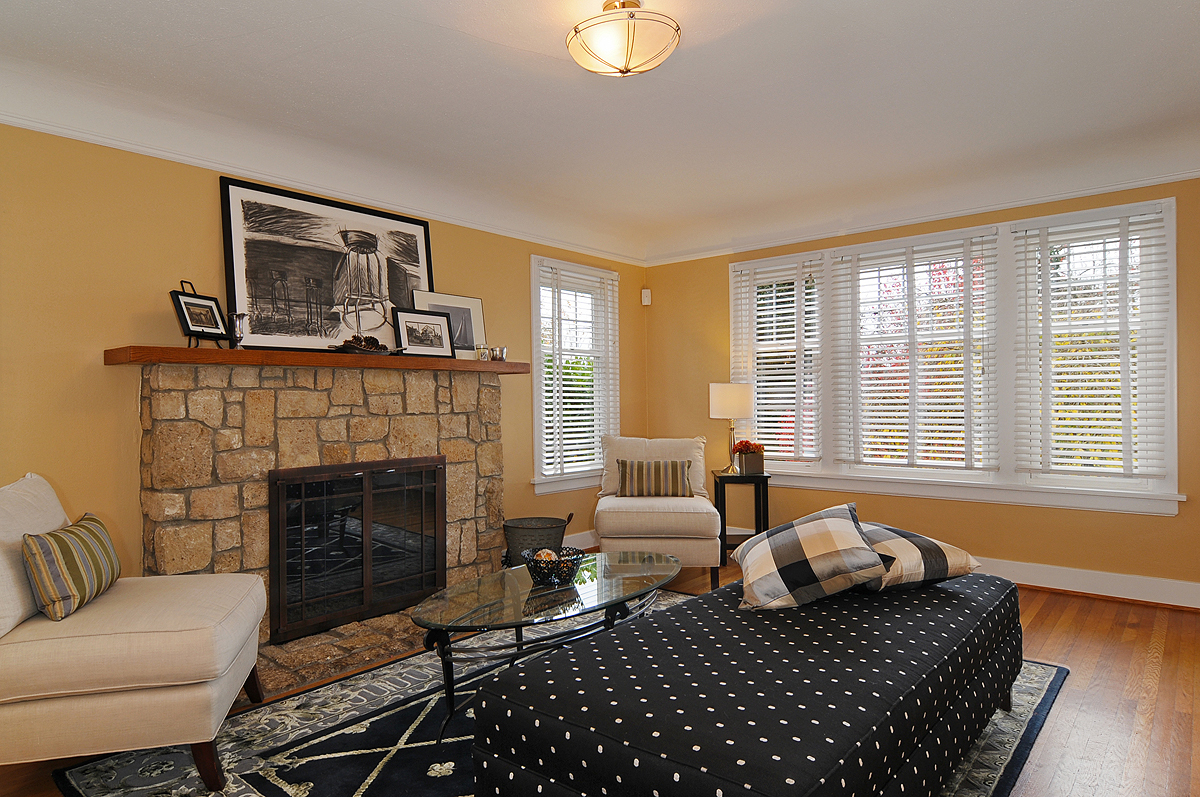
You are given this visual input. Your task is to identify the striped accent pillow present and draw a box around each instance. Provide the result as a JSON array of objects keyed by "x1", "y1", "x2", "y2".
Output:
[
  {"x1": 22, "y1": 513, "x2": 121, "y2": 621},
  {"x1": 732, "y1": 503, "x2": 888, "y2": 609},
  {"x1": 615, "y1": 460, "x2": 694, "y2": 497},
  {"x1": 859, "y1": 522, "x2": 980, "y2": 591}
]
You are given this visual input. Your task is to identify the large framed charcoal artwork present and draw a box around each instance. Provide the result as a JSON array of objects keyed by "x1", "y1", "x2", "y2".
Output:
[{"x1": 221, "y1": 177, "x2": 434, "y2": 351}]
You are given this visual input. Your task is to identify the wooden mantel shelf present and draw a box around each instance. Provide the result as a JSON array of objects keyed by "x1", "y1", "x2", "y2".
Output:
[{"x1": 104, "y1": 345, "x2": 531, "y2": 374}]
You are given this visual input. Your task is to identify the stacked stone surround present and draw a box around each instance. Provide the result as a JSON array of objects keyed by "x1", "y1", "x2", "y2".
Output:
[{"x1": 138, "y1": 363, "x2": 505, "y2": 625}]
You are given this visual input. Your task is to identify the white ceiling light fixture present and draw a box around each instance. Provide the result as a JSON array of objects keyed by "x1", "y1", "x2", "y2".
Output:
[{"x1": 566, "y1": 1, "x2": 681, "y2": 77}]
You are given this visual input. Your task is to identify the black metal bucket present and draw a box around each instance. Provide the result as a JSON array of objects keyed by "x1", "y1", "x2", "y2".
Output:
[{"x1": 502, "y1": 513, "x2": 574, "y2": 567}]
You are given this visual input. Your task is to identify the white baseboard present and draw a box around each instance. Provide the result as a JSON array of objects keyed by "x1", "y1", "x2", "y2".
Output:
[
  {"x1": 564, "y1": 527, "x2": 755, "y2": 553},
  {"x1": 976, "y1": 557, "x2": 1200, "y2": 609},
  {"x1": 569, "y1": 530, "x2": 1199, "y2": 608},
  {"x1": 564, "y1": 529, "x2": 598, "y2": 550}
]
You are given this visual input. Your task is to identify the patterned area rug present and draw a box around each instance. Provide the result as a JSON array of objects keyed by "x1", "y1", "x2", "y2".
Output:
[{"x1": 56, "y1": 593, "x2": 1065, "y2": 797}]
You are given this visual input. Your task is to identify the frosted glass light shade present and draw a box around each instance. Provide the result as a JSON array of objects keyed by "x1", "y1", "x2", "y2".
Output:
[
  {"x1": 709, "y1": 383, "x2": 752, "y2": 420},
  {"x1": 567, "y1": 1, "x2": 680, "y2": 77}
]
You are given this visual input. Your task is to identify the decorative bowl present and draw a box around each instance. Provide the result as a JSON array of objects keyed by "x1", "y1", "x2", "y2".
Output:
[{"x1": 521, "y1": 546, "x2": 585, "y2": 587}]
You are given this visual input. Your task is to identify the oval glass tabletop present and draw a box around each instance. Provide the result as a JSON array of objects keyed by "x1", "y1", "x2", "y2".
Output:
[{"x1": 411, "y1": 551, "x2": 681, "y2": 631}]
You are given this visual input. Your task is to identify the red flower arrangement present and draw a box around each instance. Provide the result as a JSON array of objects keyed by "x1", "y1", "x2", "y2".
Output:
[{"x1": 732, "y1": 440, "x2": 764, "y2": 454}]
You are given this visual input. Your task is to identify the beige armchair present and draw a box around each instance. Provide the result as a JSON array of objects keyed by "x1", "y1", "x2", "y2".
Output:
[
  {"x1": 593, "y1": 436, "x2": 722, "y2": 590},
  {"x1": 0, "y1": 474, "x2": 266, "y2": 792}
]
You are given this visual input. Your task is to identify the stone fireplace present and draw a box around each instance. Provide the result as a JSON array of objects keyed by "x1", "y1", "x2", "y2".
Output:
[{"x1": 109, "y1": 346, "x2": 527, "y2": 643}]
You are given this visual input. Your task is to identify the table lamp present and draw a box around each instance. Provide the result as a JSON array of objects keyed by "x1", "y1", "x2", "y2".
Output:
[{"x1": 709, "y1": 383, "x2": 752, "y2": 474}]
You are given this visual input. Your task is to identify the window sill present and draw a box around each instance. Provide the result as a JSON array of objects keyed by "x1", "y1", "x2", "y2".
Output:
[
  {"x1": 532, "y1": 472, "x2": 602, "y2": 496},
  {"x1": 766, "y1": 470, "x2": 1185, "y2": 516}
]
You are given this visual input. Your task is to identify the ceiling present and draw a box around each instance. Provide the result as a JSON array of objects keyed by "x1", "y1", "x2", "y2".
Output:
[{"x1": 2, "y1": 0, "x2": 1199, "y2": 265}]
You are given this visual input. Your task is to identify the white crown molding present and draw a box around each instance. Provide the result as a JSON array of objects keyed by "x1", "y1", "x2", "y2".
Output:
[
  {"x1": 644, "y1": 155, "x2": 1200, "y2": 266},
  {"x1": 3, "y1": 57, "x2": 1199, "y2": 271},
  {"x1": 0, "y1": 57, "x2": 647, "y2": 266},
  {"x1": 977, "y1": 557, "x2": 1200, "y2": 609}
]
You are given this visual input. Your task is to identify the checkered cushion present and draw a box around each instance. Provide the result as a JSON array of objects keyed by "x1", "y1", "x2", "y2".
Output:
[
  {"x1": 732, "y1": 503, "x2": 887, "y2": 609},
  {"x1": 859, "y1": 522, "x2": 981, "y2": 591}
]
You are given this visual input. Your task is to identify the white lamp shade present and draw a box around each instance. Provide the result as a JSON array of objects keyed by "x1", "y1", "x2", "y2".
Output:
[{"x1": 709, "y1": 383, "x2": 752, "y2": 420}]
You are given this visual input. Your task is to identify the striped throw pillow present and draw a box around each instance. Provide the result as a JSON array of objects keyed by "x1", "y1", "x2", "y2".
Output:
[
  {"x1": 859, "y1": 522, "x2": 980, "y2": 591},
  {"x1": 22, "y1": 513, "x2": 121, "y2": 621},
  {"x1": 615, "y1": 460, "x2": 694, "y2": 497}
]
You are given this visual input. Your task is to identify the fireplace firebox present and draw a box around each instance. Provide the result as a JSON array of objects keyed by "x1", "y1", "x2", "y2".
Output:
[{"x1": 268, "y1": 457, "x2": 446, "y2": 643}]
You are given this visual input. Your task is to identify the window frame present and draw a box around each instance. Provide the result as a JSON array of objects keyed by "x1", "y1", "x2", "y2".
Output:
[
  {"x1": 828, "y1": 228, "x2": 1000, "y2": 473},
  {"x1": 729, "y1": 200, "x2": 1181, "y2": 516},
  {"x1": 730, "y1": 253, "x2": 825, "y2": 463},
  {"x1": 530, "y1": 255, "x2": 621, "y2": 495}
]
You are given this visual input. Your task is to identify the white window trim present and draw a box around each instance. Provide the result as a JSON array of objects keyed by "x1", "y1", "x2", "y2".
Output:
[
  {"x1": 532, "y1": 471, "x2": 603, "y2": 496},
  {"x1": 765, "y1": 462, "x2": 1184, "y2": 516},
  {"x1": 730, "y1": 250, "x2": 826, "y2": 461},
  {"x1": 530, "y1": 256, "x2": 620, "y2": 496},
  {"x1": 730, "y1": 200, "x2": 1182, "y2": 516}
]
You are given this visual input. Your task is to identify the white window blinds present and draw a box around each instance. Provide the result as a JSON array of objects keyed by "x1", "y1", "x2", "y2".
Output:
[
  {"x1": 730, "y1": 255, "x2": 823, "y2": 461},
  {"x1": 1012, "y1": 204, "x2": 1171, "y2": 477},
  {"x1": 727, "y1": 200, "x2": 1177, "y2": 513},
  {"x1": 532, "y1": 256, "x2": 620, "y2": 481},
  {"x1": 830, "y1": 231, "x2": 999, "y2": 470}
]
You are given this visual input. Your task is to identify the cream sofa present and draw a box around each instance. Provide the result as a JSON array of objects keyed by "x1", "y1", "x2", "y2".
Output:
[
  {"x1": 593, "y1": 436, "x2": 722, "y2": 590},
  {"x1": 0, "y1": 474, "x2": 266, "y2": 792}
]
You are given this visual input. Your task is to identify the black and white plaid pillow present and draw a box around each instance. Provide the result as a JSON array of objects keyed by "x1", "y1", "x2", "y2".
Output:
[
  {"x1": 733, "y1": 503, "x2": 888, "y2": 609},
  {"x1": 859, "y1": 522, "x2": 980, "y2": 591}
]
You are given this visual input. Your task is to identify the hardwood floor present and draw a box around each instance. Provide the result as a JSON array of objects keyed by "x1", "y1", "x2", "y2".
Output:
[
  {"x1": 1011, "y1": 586, "x2": 1197, "y2": 797},
  {"x1": 3, "y1": 582, "x2": 1194, "y2": 796}
]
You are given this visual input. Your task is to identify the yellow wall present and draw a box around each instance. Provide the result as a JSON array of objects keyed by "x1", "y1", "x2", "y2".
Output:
[
  {"x1": 0, "y1": 124, "x2": 647, "y2": 571},
  {"x1": 4, "y1": 121, "x2": 1195, "y2": 585},
  {"x1": 646, "y1": 180, "x2": 1200, "y2": 584}
]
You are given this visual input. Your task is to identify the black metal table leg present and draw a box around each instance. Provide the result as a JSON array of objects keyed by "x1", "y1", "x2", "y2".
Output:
[
  {"x1": 605, "y1": 600, "x2": 630, "y2": 630},
  {"x1": 424, "y1": 629, "x2": 455, "y2": 743},
  {"x1": 757, "y1": 479, "x2": 770, "y2": 533}
]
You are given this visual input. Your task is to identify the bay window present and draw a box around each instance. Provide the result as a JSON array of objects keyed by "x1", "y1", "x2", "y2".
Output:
[{"x1": 729, "y1": 200, "x2": 1179, "y2": 514}]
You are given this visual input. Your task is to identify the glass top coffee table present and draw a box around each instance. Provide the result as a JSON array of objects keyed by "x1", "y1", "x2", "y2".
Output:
[{"x1": 412, "y1": 550, "x2": 681, "y2": 740}]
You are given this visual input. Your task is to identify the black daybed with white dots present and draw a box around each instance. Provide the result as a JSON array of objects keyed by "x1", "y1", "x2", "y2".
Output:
[{"x1": 473, "y1": 573, "x2": 1021, "y2": 797}]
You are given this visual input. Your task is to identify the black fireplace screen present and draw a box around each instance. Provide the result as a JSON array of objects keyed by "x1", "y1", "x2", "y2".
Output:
[{"x1": 269, "y1": 457, "x2": 446, "y2": 643}]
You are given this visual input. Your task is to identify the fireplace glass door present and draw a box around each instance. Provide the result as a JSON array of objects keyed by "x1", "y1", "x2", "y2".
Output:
[{"x1": 269, "y1": 457, "x2": 445, "y2": 642}]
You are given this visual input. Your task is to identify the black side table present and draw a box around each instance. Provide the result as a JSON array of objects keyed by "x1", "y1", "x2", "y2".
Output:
[{"x1": 712, "y1": 471, "x2": 771, "y2": 565}]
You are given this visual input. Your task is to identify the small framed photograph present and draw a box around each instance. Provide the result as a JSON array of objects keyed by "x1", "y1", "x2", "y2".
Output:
[
  {"x1": 393, "y1": 308, "x2": 455, "y2": 358},
  {"x1": 169, "y1": 289, "x2": 229, "y2": 341},
  {"x1": 413, "y1": 290, "x2": 485, "y2": 360}
]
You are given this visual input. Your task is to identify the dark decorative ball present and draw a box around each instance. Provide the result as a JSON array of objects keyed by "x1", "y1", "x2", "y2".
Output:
[{"x1": 521, "y1": 546, "x2": 585, "y2": 587}]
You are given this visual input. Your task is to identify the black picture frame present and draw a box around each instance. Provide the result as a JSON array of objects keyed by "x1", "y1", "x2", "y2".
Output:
[
  {"x1": 393, "y1": 308, "x2": 456, "y2": 358},
  {"x1": 169, "y1": 289, "x2": 229, "y2": 341},
  {"x1": 220, "y1": 176, "x2": 434, "y2": 351}
]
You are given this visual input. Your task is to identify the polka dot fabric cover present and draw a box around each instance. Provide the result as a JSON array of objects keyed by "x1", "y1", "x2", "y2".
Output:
[{"x1": 473, "y1": 573, "x2": 1021, "y2": 797}]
